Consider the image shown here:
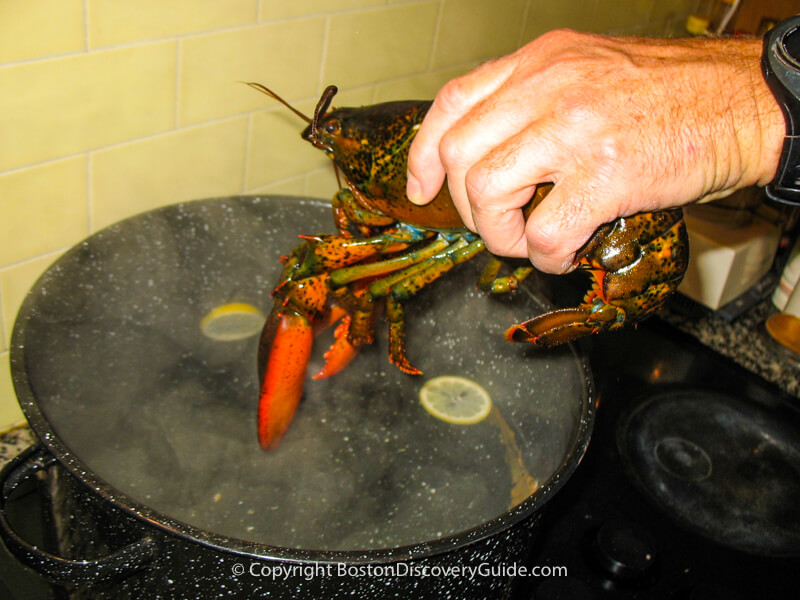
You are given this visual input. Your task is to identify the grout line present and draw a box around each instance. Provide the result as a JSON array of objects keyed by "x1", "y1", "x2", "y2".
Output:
[
  {"x1": 0, "y1": 110, "x2": 267, "y2": 177},
  {"x1": 0, "y1": 279, "x2": 6, "y2": 353},
  {"x1": 0, "y1": 56, "x2": 480, "y2": 180},
  {"x1": 245, "y1": 165, "x2": 337, "y2": 196},
  {"x1": 0, "y1": 56, "x2": 483, "y2": 179},
  {"x1": 1, "y1": 5, "x2": 413, "y2": 71},
  {"x1": 242, "y1": 114, "x2": 254, "y2": 192},
  {"x1": 0, "y1": 19, "x2": 286, "y2": 70},
  {"x1": 86, "y1": 152, "x2": 93, "y2": 233},
  {"x1": 317, "y1": 15, "x2": 331, "y2": 93},
  {"x1": 83, "y1": 0, "x2": 90, "y2": 51},
  {"x1": 426, "y1": 0, "x2": 445, "y2": 72},
  {"x1": 174, "y1": 40, "x2": 183, "y2": 129},
  {"x1": 518, "y1": 0, "x2": 531, "y2": 48},
  {"x1": 0, "y1": 247, "x2": 70, "y2": 274}
]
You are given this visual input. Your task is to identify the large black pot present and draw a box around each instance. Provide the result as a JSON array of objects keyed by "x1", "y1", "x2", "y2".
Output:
[{"x1": 0, "y1": 196, "x2": 594, "y2": 598}]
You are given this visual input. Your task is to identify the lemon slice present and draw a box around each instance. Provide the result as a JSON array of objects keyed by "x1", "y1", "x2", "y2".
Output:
[
  {"x1": 419, "y1": 375, "x2": 492, "y2": 425},
  {"x1": 200, "y1": 303, "x2": 266, "y2": 341}
]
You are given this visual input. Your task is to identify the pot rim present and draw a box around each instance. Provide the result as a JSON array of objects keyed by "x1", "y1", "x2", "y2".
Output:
[{"x1": 9, "y1": 195, "x2": 595, "y2": 565}]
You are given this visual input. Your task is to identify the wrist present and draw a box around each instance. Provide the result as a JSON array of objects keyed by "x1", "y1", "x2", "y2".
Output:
[{"x1": 722, "y1": 39, "x2": 785, "y2": 192}]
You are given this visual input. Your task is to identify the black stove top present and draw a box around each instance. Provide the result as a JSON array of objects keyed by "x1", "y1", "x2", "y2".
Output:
[
  {"x1": 2, "y1": 317, "x2": 799, "y2": 599},
  {"x1": 518, "y1": 317, "x2": 800, "y2": 600}
]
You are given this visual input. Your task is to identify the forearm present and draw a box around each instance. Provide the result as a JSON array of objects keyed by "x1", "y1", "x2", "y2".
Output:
[{"x1": 654, "y1": 36, "x2": 783, "y2": 198}]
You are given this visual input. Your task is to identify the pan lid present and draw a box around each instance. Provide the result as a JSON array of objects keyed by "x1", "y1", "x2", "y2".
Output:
[{"x1": 11, "y1": 196, "x2": 593, "y2": 560}]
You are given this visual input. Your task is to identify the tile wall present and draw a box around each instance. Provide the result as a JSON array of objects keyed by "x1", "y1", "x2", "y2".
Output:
[{"x1": 0, "y1": 0, "x2": 702, "y2": 428}]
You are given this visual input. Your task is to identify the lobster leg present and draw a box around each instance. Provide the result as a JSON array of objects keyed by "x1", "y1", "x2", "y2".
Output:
[
  {"x1": 256, "y1": 228, "x2": 429, "y2": 449},
  {"x1": 385, "y1": 295, "x2": 420, "y2": 375},
  {"x1": 367, "y1": 236, "x2": 488, "y2": 371},
  {"x1": 313, "y1": 315, "x2": 361, "y2": 379},
  {"x1": 332, "y1": 188, "x2": 395, "y2": 237},
  {"x1": 477, "y1": 255, "x2": 535, "y2": 293}
]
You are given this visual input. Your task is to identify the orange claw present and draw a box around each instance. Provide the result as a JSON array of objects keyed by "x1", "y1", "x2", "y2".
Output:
[
  {"x1": 257, "y1": 310, "x2": 313, "y2": 450},
  {"x1": 313, "y1": 316, "x2": 360, "y2": 379}
]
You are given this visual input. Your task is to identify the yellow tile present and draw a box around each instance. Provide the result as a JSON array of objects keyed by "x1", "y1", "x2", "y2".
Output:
[
  {"x1": 324, "y1": 3, "x2": 439, "y2": 89},
  {"x1": 523, "y1": 0, "x2": 599, "y2": 40},
  {"x1": 434, "y1": 0, "x2": 527, "y2": 68},
  {"x1": 592, "y1": 0, "x2": 654, "y2": 33},
  {"x1": 0, "y1": 0, "x2": 84, "y2": 65},
  {"x1": 0, "y1": 42, "x2": 177, "y2": 172},
  {"x1": 305, "y1": 168, "x2": 340, "y2": 201},
  {"x1": 179, "y1": 19, "x2": 325, "y2": 126},
  {"x1": 251, "y1": 175, "x2": 308, "y2": 197},
  {"x1": 246, "y1": 104, "x2": 329, "y2": 190},
  {"x1": 88, "y1": 0, "x2": 259, "y2": 48},
  {"x1": 91, "y1": 118, "x2": 249, "y2": 230},
  {"x1": 373, "y1": 64, "x2": 476, "y2": 103},
  {"x1": 1, "y1": 252, "x2": 62, "y2": 352},
  {"x1": 650, "y1": 0, "x2": 695, "y2": 22},
  {"x1": 259, "y1": 0, "x2": 381, "y2": 20},
  {"x1": 323, "y1": 86, "x2": 376, "y2": 108},
  {"x1": 245, "y1": 84, "x2": 377, "y2": 190},
  {"x1": 0, "y1": 353, "x2": 26, "y2": 429},
  {"x1": 0, "y1": 295, "x2": 4, "y2": 353},
  {"x1": 0, "y1": 157, "x2": 89, "y2": 268}
]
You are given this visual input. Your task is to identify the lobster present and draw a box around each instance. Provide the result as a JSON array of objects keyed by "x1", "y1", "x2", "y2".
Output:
[{"x1": 249, "y1": 83, "x2": 689, "y2": 450}]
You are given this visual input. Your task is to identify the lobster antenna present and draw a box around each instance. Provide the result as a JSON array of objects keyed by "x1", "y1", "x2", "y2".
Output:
[
  {"x1": 312, "y1": 85, "x2": 339, "y2": 133},
  {"x1": 244, "y1": 82, "x2": 312, "y2": 124}
]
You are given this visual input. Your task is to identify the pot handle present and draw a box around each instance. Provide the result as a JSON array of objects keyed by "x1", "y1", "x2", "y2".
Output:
[{"x1": 0, "y1": 442, "x2": 159, "y2": 586}]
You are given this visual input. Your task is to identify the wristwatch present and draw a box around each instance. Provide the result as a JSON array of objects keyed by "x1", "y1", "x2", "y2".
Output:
[{"x1": 763, "y1": 15, "x2": 800, "y2": 205}]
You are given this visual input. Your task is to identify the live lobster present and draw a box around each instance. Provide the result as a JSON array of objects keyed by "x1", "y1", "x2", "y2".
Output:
[{"x1": 249, "y1": 83, "x2": 689, "y2": 450}]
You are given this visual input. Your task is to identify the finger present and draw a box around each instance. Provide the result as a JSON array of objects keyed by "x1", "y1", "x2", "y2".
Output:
[
  {"x1": 524, "y1": 180, "x2": 621, "y2": 274},
  {"x1": 461, "y1": 121, "x2": 563, "y2": 257},
  {"x1": 436, "y1": 91, "x2": 541, "y2": 225},
  {"x1": 406, "y1": 56, "x2": 516, "y2": 205}
]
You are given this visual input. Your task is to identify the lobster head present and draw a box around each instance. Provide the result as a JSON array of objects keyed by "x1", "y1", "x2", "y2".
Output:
[
  {"x1": 301, "y1": 86, "x2": 432, "y2": 192},
  {"x1": 245, "y1": 81, "x2": 464, "y2": 229}
]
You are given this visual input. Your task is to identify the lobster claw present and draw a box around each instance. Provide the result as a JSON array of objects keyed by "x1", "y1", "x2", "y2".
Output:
[
  {"x1": 256, "y1": 309, "x2": 314, "y2": 450},
  {"x1": 505, "y1": 209, "x2": 689, "y2": 348},
  {"x1": 505, "y1": 306, "x2": 601, "y2": 346},
  {"x1": 257, "y1": 302, "x2": 367, "y2": 449}
]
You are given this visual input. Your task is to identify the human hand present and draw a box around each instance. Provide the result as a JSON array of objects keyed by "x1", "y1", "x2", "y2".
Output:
[{"x1": 406, "y1": 30, "x2": 784, "y2": 273}]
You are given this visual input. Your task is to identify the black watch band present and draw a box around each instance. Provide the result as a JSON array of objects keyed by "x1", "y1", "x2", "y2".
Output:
[{"x1": 763, "y1": 15, "x2": 800, "y2": 205}]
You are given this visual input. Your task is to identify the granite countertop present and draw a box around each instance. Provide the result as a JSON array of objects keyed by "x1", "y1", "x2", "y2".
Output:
[
  {"x1": 660, "y1": 298, "x2": 799, "y2": 399},
  {"x1": 2, "y1": 299, "x2": 798, "y2": 467}
]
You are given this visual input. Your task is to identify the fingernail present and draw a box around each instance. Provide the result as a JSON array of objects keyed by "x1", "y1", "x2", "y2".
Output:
[{"x1": 406, "y1": 172, "x2": 424, "y2": 204}]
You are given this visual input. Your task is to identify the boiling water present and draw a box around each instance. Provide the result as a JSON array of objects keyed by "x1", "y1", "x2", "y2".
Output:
[{"x1": 18, "y1": 197, "x2": 589, "y2": 551}]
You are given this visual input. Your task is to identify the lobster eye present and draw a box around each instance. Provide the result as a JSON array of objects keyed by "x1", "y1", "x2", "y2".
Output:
[{"x1": 324, "y1": 119, "x2": 340, "y2": 135}]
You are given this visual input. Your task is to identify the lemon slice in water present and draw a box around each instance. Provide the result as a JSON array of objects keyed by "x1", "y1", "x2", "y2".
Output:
[
  {"x1": 419, "y1": 375, "x2": 492, "y2": 425},
  {"x1": 200, "y1": 303, "x2": 265, "y2": 341}
]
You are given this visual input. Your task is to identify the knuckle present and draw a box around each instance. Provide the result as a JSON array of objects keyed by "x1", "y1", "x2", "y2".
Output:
[
  {"x1": 537, "y1": 28, "x2": 581, "y2": 46},
  {"x1": 438, "y1": 130, "x2": 465, "y2": 169},
  {"x1": 526, "y1": 218, "x2": 562, "y2": 256},
  {"x1": 480, "y1": 226, "x2": 520, "y2": 257},
  {"x1": 464, "y1": 166, "x2": 492, "y2": 201},
  {"x1": 483, "y1": 238, "x2": 511, "y2": 256},
  {"x1": 433, "y1": 77, "x2": 472, "y2": 115}
]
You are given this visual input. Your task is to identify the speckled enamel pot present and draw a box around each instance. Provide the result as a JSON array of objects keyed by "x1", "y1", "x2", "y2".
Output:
[{"x1": 0, "y1": 197, "x2": 594, "y2": 598}]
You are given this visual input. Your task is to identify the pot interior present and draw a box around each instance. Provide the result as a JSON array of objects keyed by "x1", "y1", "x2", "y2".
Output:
[{"x1": 12, "y1": 197, "x2": 592, "y2": 552}]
